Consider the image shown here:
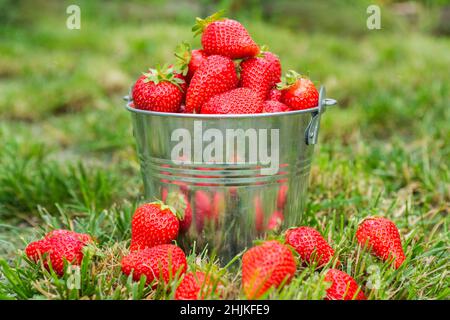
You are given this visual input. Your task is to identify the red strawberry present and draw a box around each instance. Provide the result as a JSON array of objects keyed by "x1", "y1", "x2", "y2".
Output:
[
  {"x1": 130, "y1": 202, "x2": 180, "y2": 251},
  {"x1": 185, "y1": 55, "x2": 238, "y2": 113},
  {"x1": 242, "y1": 240, "x2": 296, "y2": 299},
  {"x1": 45, "y1": 229, "x2": 92, "y2": 243},
  {"x1": 25, "y1": 230, "x2": 92, "y2": 276},
  {"x1": 262, "y1": 51, "x2": 282, "y2": 85},
  {"x1": 263, "y1": 100, "x2": 290, "y2": 113},
  {"x1": 356, "y1": 217, "x2": 406, "y2": 269},
  {"x1": 285, "y1": 227, "x2": 338, "y2": 268},
  {"x1": 201, "y1": 88, "x2": 263, "y2": 114},
  {"x1": 174, "y1": 42, "x2": 209, "y2": 83},
  {"x1": 193, "y1": 11, "x2": 259, "y2": 59},
  {"x1": 132, "y1": 65, "x2": 186, "y2": 112},
  {"x1": 324, "y1": 269, "x2": 366, "y2": 300},
  {"x1": 165, "y1": 191, "x2": 192, "y2": 234},
  {"x1": 175, "y1": 271, "x2": 222, "y2": 300},
  {"x1": 267, "y1": 88, "x2": 282, "y2": 101},
  {"x1": 121, "y1": 244, "x2": 187, "y2": 285},
  {"x1": 240, "y1": 57, "x2": 277, "y2": 101},
  {"x1": 267, "y1": 210, "x2": 284, "y2": 231},
  {"x1": 277, "y1": 184, "x2": 288, "y2": 209},
  {"x1": 278, "y1": 71, "x2": 319, "y2": 110}
]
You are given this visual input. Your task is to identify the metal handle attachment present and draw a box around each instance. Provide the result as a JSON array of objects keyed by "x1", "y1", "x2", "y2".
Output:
[{"x1": 305, "y1": 86, "x2": 337, "y2": 145}]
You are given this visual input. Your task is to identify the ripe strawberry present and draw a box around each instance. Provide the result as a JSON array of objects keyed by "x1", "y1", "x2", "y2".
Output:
[
  {"x1": 121, "y1": 244, "x2": 187, "y2": 285},
  {"x1": 261, "y1": 51, "x2": 282, "y2": 85},
  {"x1": 193, "y1": 11, "x2": 259, "y2": 59},
  {"x1": 130, "y1": 202, "x2": 180, "y2": 251},
  {"x1": 356, "y1": 217, "x2": 406, "y2": 269},
  {"x1": 201, "y1": 88, "x2": 263, "y2": 114},
  {"x1": 240, "y1": 57, "x2": 277, "y2": 101},
  {"x1": 174, "y1": 41, "x2": 209, "y2": 83},
  {"x1": 242, "y1": 240, "x2": 296, "y2": 299},
  {"x1": 165, "y1": 191, "x2": 192, "y2": 234},
  {"x1": 25, "y1": 230, "x2": 92, "y2": 276},
  {"x1": 267, "y1": 210, "x2": 284, "y2": 231},
  {"x1": 185, "y1": 55, "x2": 238, "y2": 113},
  {"x1": 45, "y1": 229, "x2": 92, "y2": 243},
  {"x1": 175, "y1": 271, "x2": 221, "y2": 300},
  {"x1": 263, "y1": 100, "x2": 290, "y2": 113},
  {"x1": 278, "y1": 70, "x2": 319, "y2": 110},
  {"x1": 267, "y1": 88, "x2": 282, "y2": 101},
  {"x1": 132, "y1": 65, "x2": 186, "y2": 112},
  {"x1": 285, "y1": 227, "x2": 338, "y2": 268},
  {"x1": 324, "y1": 269, "x2": 366, "y2": 300}
]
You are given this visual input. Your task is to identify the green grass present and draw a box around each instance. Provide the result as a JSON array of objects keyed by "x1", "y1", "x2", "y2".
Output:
[{"x1": 0, "y1": 1, "x2": 449, "y2": 300}]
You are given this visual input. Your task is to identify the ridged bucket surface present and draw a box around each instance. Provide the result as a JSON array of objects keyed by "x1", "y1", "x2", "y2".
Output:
[{"x1": 126, "y1": 86, "x2": 334, "y2": 262}]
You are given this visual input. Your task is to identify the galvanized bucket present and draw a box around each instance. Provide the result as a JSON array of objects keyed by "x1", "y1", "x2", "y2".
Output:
[{"x1": 124, "y1": 86, "x2": 336, "y2": 262}]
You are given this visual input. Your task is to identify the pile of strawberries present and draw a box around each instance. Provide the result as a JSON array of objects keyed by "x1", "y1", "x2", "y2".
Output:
[
  {"x1": 26, "y1": 199, "x2": 406, "y2": 300},
  {"x1": 131, "y1": 11, "x2": 319, "y2": 114},
  {"x1": 242, "y1": 217, "x2": 406, "y2": 300}
]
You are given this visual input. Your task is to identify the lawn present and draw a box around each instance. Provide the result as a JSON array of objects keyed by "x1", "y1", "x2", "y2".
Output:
[{"x1": 0, "y1": 0, "x2": 448, "y2": 300}]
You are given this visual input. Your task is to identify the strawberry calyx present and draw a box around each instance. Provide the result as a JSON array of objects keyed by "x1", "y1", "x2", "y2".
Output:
[
  {"x1": 149, "y1": 200, "x2": 180, "y2": 219},
  {"x1": 161, "y1": 193, "x2": 187, "y2": 221},
  {"x1": 174, "y1": 41, "x2": 192, "y2": 77},
  {"x1": 192, "y1": 10, "x2": 226, "y2": 37},
  {"x1": 359, "y1": 215, "x2": 384, "y2": 222},
  {"x1": 142, "y1": 64, "x2": 185, "y2": 92},
  {"x1": 276, "y1": 70, "x2": 305, "y2": 90},
  {"x1": 255, "y1": 44, "x2": 269, "y2": 58}
]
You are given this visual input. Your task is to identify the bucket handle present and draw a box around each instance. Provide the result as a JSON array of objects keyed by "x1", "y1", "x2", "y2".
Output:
[{"x1": 304, "y1": 86, "x2": 336, "y2": 145}]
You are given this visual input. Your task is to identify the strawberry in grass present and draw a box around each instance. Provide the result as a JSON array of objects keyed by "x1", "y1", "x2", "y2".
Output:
[
  {"x1": 356, "y1": 217, "x2": 406, "y2": 269},
  {"x1": 201, "y1": 88, "x2": 263, "y2": 114},
  {"x1": 25, "y1": 229, "x2": 93, "y2": 276},
  {"x1": 175, "y1": 271, "x2": 223, "y2": 300},
  {"x1": 174, "y1": 41, "x2": 209, "y2": 83},
  {"x1": 185, "y1": 55, "x2": 238, "y2": 113},
  {"x1": 193, "y1": 11, "x2": 259, "y2": 59},
  {"x1": 278, "y1": 70, "x2": 319, "y2": 110},
  {"x1": 132, "y1": 65, "x2": 186, "y2": 112},
  {"x1": 285, "y1": 226, "x2": 339, "y2": 268},
  {"x1": 129, "y1": 202, "x2": 181, "y2": 251},
  {"x1": 121, "y1": 244, "x2": 187, "y2": 286},
  {"x1": 242, "y1": 240, "x2": 296, "y2": 299},
  {"x1": 324, "y1": 269, "x2": 366, "y2": 300}
]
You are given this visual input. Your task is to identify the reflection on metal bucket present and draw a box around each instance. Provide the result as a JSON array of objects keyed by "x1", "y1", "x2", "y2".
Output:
[{"x1": 125, "y1": 86, "x2": 336, "y2": 262}]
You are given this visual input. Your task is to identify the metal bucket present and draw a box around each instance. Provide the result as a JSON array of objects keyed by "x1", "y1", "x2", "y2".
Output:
[{"x1": 124, "y1": 86, "x2": 336, "y2": 262}]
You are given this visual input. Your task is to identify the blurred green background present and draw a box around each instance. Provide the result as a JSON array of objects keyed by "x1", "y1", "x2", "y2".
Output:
[{"x1": 0, "y1": 0, "x2": 449, "y2": 255}]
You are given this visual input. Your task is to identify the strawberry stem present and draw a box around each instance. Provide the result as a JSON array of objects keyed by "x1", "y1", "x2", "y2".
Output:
[
  {"x1": 192, "y1": 10, "x2": 227, "y2": 37},
  {"x1": 164, "y1": 192, "x2": 188, "y2": 221},
  {"x1": 142, "y1": 65, "x2": 185, "y2": 92},
  {"x1": 277, "y1": 70, "x2": 305, "y2": 90},
  {"x1": 174, "y1": 41, "x2": 192, "y2": 77}
]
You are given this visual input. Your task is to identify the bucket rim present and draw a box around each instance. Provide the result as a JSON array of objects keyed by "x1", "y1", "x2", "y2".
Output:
[{"x1": 124, "y1": 98, "x2": 336, "y2": 119}]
